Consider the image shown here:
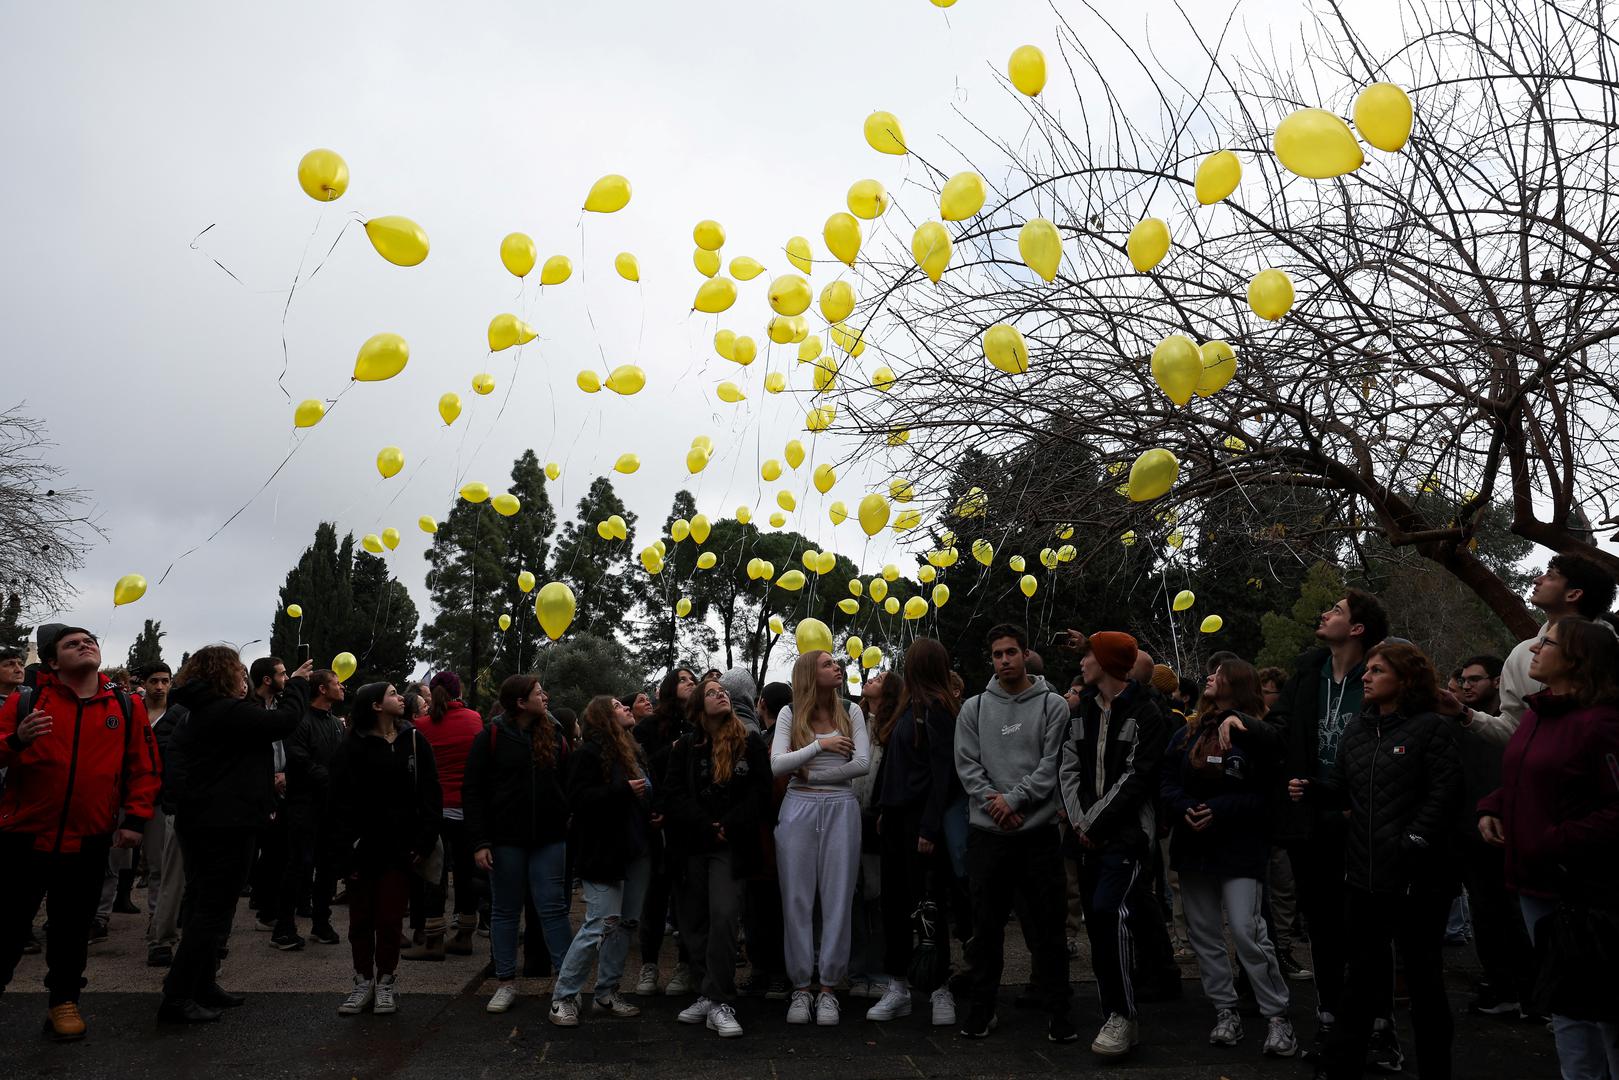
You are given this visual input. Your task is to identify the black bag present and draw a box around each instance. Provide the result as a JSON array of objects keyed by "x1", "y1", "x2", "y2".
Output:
[
  {"x1": 907, "y1": 898, "x2": 951, "y2": 994},
  {"x1": 1531, "y1": 901, "x2": 1619, "y2": 1022}
]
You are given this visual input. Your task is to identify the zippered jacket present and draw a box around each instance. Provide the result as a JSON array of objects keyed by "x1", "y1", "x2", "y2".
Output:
[
  {"x1": 1059, "y1": 679, "x2": 1171, "y2": 852},
  {"x1": 168, "y1": 678, "x2": 308, "y2": 830},
  {"x1": 461, "y1": 715, "x2": 570, "y2": 852}
]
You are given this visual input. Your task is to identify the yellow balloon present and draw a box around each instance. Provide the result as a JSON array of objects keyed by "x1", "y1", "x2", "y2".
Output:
[
  {"x1": 731, "y1": 335, "x2": 757, "y2": 366},
  {"x1": 889, "y1": 477, "x2": 915, "y2": 503},
  {"x1": 805, "y1": 405, "x2": 835, "y2": 433},
  {"x1": 376, "y1": 445, "x2": 404, "y2": 479},
  {"x1": 472, "y1": 372, "x2": 496, "y2": 395},
  {"x1": 769, "y1": 615, "x2": 785, "y2": 635},
  {"x1": 693, "y1": 248, "x2": 720, "y2": 278},
  {"x1": 869, "y1": 578, "x2": 889, "y2": 603},
  {"x1": 672, "y1": 519, "x2": 691, "y2": 543},
  {"x1": 1019, "y1": 574, "x2": 1038, "y2": 598},
  {"x1": 765, "y1": 372, "x2": 787, "y2": 394},
  {"x1": 829, "y1": 501, "x2": 848, "y2": 526},
  {"x1": 500, "y1": 232, "x2": 536, "y2": 278},
  {"x1": 540, "y1": 255, "x2": 572, "y2": 286},
  {"x1": 692, "y1": 433, "x2": 714, "y2": 452},
  {"x1": 813, "y1": 463, "x2": 837, "y2": 494},
  {"x1": 811, "y1": 356, "x2": 838, "y2": 393},
  {"x1": 693, "y1": 277, "x2": 737, "y2": 313},
  {"x1": 488, "y1": 314, "x2": 537, "y2": 352},
  {"x1": 654, "y1": 540, "x2": 667, "y2": 557},
  {"x1": 761, "y1": 459, "x2": 783, "y2": 482},
  {"x1": 730, "y1": 256, "x2": 765, "y2": 280},
  {"x1": 1128, "y1": 448, "x2": 1180, "y2": 502},
  {"x1": 365, "y1": 216, "x2": 430, "y2": 267},
  {"x1": 492, "y1": 493, "x2": 521, "y2": 517},
  {"x1": 354, "y1": 332, "x2": 409, "y2": 382},
  {"x1": 983, "y1": 324, "x2": 1030, "y2": 374},
  {"x1": 904, "y1": 596, "x2": 929, "y2": 621},
  {"x1": 972, "y1": 539, "x2": 994, "y2": 566},
  {"x1": 419, "y1": 515, "x2": 439, "y2": 535},
  {"x1": 676, "y1": 597, "x2": 693, "y2": 618},
  {"x1": 1009, "y1": 555, "x2": 1026, "y2": 572},
  {"x1": 615, "y1": 252, "x2": 640, "y2": 282},
  {"x1": 459, "y1": 481, "x2": 489, "y2": 503},
  {"x1": 113, "y1": 573, "x2": 147, "y2": 607},
  {"x1": 381, "y1": 527, "x2": 401, "y2": 550},
  {"x1": 1151, "y1": 334, "x2": 1201, "y2": 406},
  {"x1": 776, "y1": 490, "x2": 797, "y2": 513},
  {"x1": 932, "y1": 583, "x2": 951, "y2": 608},
  {"x1": 362, "y1": 533, "x2": 385, "y2": 554},
  {"x1": 544, "y1": 462, "x2": 561, "y2": 480},
  {"x1": 605, "y1": 364, "x2": 646, "y2": 396},
  {"x1": 535, "y1": 581, "x2": 577, "y2": 640},
  {"x1": 817, "y1": 282, "x2": 856, "y2": 325},
  {"x1": 717, "y1": 381, "x2": 746, "y2": 404},
  {"x1": 287, "y1": 604, "x2": 303, "y2": 619},
  {"x1": 838, "y1": 598, "x2": 859, "y2": 616},
  {"x1": 1247, "y1": 268, "x2": 1295, "y2": 321},
  {"x1": 846, "y1": 635, "x2": 864, "y2": 658},
  {"x1": 736, "y1": 506, "x2": 752, "y2": 525},
  {"x1": 641, "y1": 547, "x2": 664, "y2": 575},
  {"x1": 815, "y1": 550, "x2": 836, "y2": 576},
  {"x1": 939, "y1": 172, "x2": 986, "y2": 221},
  {"x1": 1018, "y1": 218, "x2": 1062, "y2": 282},
  {"x1": 863, "y1": 111, "x2": 907, "y2": 155},
  {"x1": 1273, "y1": 108, "x2": 1364, "y2": 179},
  {"x1": 858, "y1": 493, "x2": 890, "y2": 537},
  {"x1": 795, "y1": 617, "x2": 833, "y2": 654},
  {"x1": 1127, "y1": 218, "x2": 1170, "y2": 272},
  {"x1": 829, "y1": 323, "x2": 865, "y2": 358},
  {"x1": 1353, "y1": 82, "x2": 1412, "y2": 152},
  {"x1": 583, "y1": 174, "x2": 632, "y2": 213},
  {"x1": 798, "y1": 336, "x2": 824, "y2": 364},
  {"x1": 847, "y1": 179, "x2": 889, "y2": 220},
  {"x1": 955, "y1": 487, "x2": 989, "y2": 518},
  {"x1": 768, "y1": 274, "x2": 812, "y2": 316},
  {"x1": 294, "y1": 399, "x2": 326, "y2": 428},
  {"x1": 696, "y1": 551, "x2": 717, "y2": 570},
  {"x1": 518, "y1": 570, "x2": 536, "y2": 593},
  {"x1": 777, "y1": 569, "x2": 807, "y2": 592},
  {"x1": 1008, "y1": 44, "x2": 1047, "y2": 95},
  {"x1": 1195, "y1": 150, "x2": 1242, "y2": 205},
  {"x1": 613, "y1": 453, "x2": 640, "y2": 475},
  {"x1": 1173, "y1": 589, "x2": 1196, "y2": 612},
  {"x1": 686, "y1": 446, "x2": 710, "y2": 474},
  {"x1": 1040, "y1": 547, "x2": 1059, "y2": 569},
  {"x1": 884, "y1": 597, "x2": 901, "y2": 615},
  {"x1": 713, "y1": 329, "x2": 737, "y2": 361},
  {"x1": 882, "y1": 565, "x2": 901, "y2": 582},
  {"x1": 297, "y1": 148, "x2": 348, "y2": 202},
  {"x1": 861, "y1": 645, "x2": 883, "y2": 670},
  {"x1": 693, "y1": 220, "x2": 726, "y2": 251},
  {"x1": 577, "y1": 370, "x2": 602, "y2": 394},
  {"x1": 438, "y1": 393, "x2": 462, "y2": 426},
  {"x1": 919, "y1": 565, "x2": 937, "y2": 583},
  {"x1": 912, "y1": 222, "x2": 952, "y2": 283},
  {"x1": 824, "y1": 213, "x2": 861, "y2": 268},
  {"x1": 848, "y1": 578, "x2": 863, "y2": 597},
  {"x1": 785, "y1": 236, "x2": 813, "y2": 274},
  {"x1": 332, "y1": 652, "x2": 357, "y2": 682},
  {"x1": 1196, "y1": 340, "x2": 1237, "y2": 397},
  {"x1": 784, "y1": 440, "x2": 806, "y2": 469},
  {"x1": 871, "y1": 367, "x2": 895, "y2": 392},
  {"x1": 690, "y1": 514, "x2": 712, "y2": 544},
  {"x1": 1200, "y1": 615, "x2": 1224, "y2": 634},
  {"x1": 499, "y1": 613, "x2": 512, "y2": 631}
]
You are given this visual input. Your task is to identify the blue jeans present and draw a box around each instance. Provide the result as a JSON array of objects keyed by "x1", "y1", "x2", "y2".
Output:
[
  {"x1": 490, "y1": 842, "x2": 573, "y2": 980},
  {"x1": 1520, "y1": 895, "x2": 1619, "y2": 1080},
  {"x1": 553, "y1": 855, "x2": 651, "y2": 1000}
]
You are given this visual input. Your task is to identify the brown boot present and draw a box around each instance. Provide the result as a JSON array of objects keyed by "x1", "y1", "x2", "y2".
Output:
[
  {"x1": 446, "y1": 914, "x2": 477, "y2": 956},
  {"x1": 401, "y1": 917, "x2": 446, "y2": 962},
  {"x1": 45, "y1": 1002, "x2": 87, "y2": 1042}
]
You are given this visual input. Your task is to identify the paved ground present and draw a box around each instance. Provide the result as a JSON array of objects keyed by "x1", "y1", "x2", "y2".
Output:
[{"x1": 0, "y1": 896, "x2": 1561, "y2": 1078}]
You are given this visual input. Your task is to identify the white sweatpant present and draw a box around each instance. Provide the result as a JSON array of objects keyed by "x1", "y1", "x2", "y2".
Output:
[{"x1": 775, "y1": 788, "x2": 861, "y2": 989}]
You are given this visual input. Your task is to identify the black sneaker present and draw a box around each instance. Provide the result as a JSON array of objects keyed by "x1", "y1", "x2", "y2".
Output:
[
  {"x1": 1369, "y1": 1023, "x2": 1404, "y2": 1072},
  {"x1": 1303, "y1": 1021, "x2": 1333, "y2": 1062},
  {"x1": 1279, "y1": 950, "x2": 1313, "y2": 981},
  {"x1": 959, "y1": 1005, "x2": 998, "y2": 1039},
  {"x1": 270, "y1": 930, "x2": 306, "y2": 951},
  {"x1": 1048, "y1": 1014, "x2": 1079, "y2": 1043},
  {"x1": 147, "y1": 945, "x2": 174, "y2": 967},
  {"x1": 87, "y1": 920, "x2": 109, "y2": 944},
  {"x1": 309, "y1": 922, "x2": 341, "y2": 946},
  {"x1": 1467, "y1": 985, "x2": 1521, "y2": 1017}
]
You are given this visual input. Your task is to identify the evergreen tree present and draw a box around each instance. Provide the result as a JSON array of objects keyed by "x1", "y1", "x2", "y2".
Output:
[
  {"x1": 632, "y1": 490, "x2": 719, "y2": 674},
  {"x1": 549, "y1": 477, "x2": 642, "y2": 640},
  {"x1": 0, "y1": 593, "x2": 30, "y2": 655},
  {"x1": 1257, "y1": 561, "x2": 1346, "y2": 669},
  {"x1": 126, "y1": 619, "x2": 166, "y2": 673},
  {"x1": 421, "y1": 496, "x2": 508, "y2": 708},
  {"x1": 271, "y1": 523, "x2": 417, "y2": 685},
  {"x1": 490, "y1": 451, "x2": 558, "y2": 687},
  {"x1": 531, "y1": 631, "x2": 649, "y2": 717},
  {"x1": 343, "y1": 550, "x2": 420, "y2": 686}
]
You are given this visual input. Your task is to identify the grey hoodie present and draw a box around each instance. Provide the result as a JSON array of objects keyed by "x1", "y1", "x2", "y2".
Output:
[{"x1": 954, "y1": 674, "x2": 1070, "y2": 833}]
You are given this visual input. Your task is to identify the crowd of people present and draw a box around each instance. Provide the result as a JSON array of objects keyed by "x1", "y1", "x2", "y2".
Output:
[{"x1": 0, "y1": 553, "x2": 1616, "y2": 1079}]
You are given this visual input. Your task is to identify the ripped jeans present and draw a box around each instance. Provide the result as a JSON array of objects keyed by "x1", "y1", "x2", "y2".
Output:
[{"x1": 553, "y1": 855, "x2": 652, "y2": 1000}]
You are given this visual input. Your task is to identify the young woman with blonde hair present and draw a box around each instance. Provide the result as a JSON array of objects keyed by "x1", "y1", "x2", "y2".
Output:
[{"x1": 770, "y1": 650, "x2": 872, "y2": 1025}]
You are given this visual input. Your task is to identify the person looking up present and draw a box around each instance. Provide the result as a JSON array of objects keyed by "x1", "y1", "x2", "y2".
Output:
[
  {"x1": 274, "y1": 668, "x2": 345, "y2": 951},
  {"x1": 406, "y1": 671, "x2": 483, "y2": 959},
  {"x1": 634, "y1": 667, "x2": 697, "y2": 997}
]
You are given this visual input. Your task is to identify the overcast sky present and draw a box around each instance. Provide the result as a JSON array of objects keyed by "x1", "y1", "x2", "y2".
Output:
[{"x1": 3, "y1": 0, "x2": 1381, "y2": 670}]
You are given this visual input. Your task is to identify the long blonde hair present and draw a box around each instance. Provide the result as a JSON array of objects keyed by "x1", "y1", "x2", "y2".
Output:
[{"x1": 789, "y1": 650, "x2": 852, "y2": 751}]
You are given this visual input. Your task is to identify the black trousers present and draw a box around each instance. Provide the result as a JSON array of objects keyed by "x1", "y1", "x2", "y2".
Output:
[
  {"x1": 1285, "y1": 812, "x2": 1390, "y2": 1020},
  {"x1": 963, "y1": 825, "x2": 1071, "y2": 1016},
  {"x1": 0, "y1": 832, "x2": 110, "y2": 1005},
  {"x1": 1326, "y1": 888, "x2": 1453, "y2": 1080},
  {"x1": 249, "y1": 811, "x2": 287, "y2": 915},
  {"x1": 423, "y1": 817, "x2": 479, "y2": 920},
  {"x1": 164, "y1": 824, "x2": 256, "y2": 1003},
  {"x1": 743, "y1": 878, "x2": 786, "y2": 978},
  {"x1": 276, "y1": 813, "x2": 334, "y2": 930},
  {"x1": 1456, "y1": 830, "x2": 1535, "y2": 1001},
  {"x1": 640, "y1": 844, "x2": 689, "y2": 966},
  {"x1": 878, "y1": 802, "x2": 950, "y2": 978}
]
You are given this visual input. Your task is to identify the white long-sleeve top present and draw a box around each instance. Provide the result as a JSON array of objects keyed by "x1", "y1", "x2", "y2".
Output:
[
  {"x1": 1462, "y1": 626, "x2": 1545, "y2": 748},
  {"x1": 770, "y1": 703, "x2": 871, "y2": 791}
]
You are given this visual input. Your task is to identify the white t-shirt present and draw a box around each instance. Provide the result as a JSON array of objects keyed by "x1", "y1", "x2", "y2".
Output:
[{"x1": 770, "y1": 703, "x2": 871, "y2": 791}]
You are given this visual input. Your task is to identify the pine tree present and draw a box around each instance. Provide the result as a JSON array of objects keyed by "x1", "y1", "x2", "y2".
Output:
[
  {"x1": 421, "y1": 496, "x2": 509, "y2": 708},
  {"x1": 490, "y1": 451, "x2": 558, "y2": 687},
  {"x1": 632, "y1": 490, "x2": 719, "y2": 674},
  {"x1": 1258, "y1": 561, "x2": 1346, "y2": 669},
  {"x1": 549, "y1": 477, "x2": 642, "y2": 640},
  {"x1": 271, "y1": 522, "x2": 351, "y2": 671},
  {"x1": 342, "y1": 550, "x2": 420, "y2": 686},
  {"x1": 0, "y1": 593, "x2": 30, "y2": 655},
  {"x1": 126, "y1": 619, "x2": 166, "y2": 673}
]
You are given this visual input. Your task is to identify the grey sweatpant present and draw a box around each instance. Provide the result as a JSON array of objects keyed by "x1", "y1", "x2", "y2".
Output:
[
  {"x1": 775, "y1": 788, "x2": 860, "y2": 988},
  {"x1": 146, "y1": 812, "x2": 185, "y2": 949},
  {"x1": 1179, "y1": 870, "x2": 1290, "y2": 1017}
]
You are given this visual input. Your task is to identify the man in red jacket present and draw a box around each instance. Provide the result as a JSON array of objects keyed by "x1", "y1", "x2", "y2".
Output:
[{"x1": 0, "y1": 625, "x2": 161, "y2": 1042}]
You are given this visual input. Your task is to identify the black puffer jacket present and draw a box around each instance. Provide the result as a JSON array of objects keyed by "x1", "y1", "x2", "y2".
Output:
[
  {"x1": 283, "y1": 707, "x2": 344, "y2": 824},
  {"x1": 566, "y1": 735, "x2": 650, "y2": 883},
  {"x1": 170, "y1": 679, "x2": 308, "y2": 830},
  {"x1": 462, "y1": 715, "x2": 571, "y2": 852},
  {"x1": 1310, "y1": 707, "x2": 1462, "y2": 896},
  {"x1": 328, "y1": 726, "x2": 442, "y2": 876}
]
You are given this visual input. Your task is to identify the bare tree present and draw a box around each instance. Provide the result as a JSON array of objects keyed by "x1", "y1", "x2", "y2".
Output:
[
  {"x1": 0, "y1": 406, "x2": 102, "y2": 616},
  {"x1": 829, "y1": 0, "x2": 1619, "y2": 638}
]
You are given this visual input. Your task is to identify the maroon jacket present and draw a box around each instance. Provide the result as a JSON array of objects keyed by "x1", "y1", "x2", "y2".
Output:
[
  {"x1": 1477, "y1": 692, "x2": 1619, "y2": 899},
  {"x1": 415, "y1": 700, "x2": 483, "y2": 810}
]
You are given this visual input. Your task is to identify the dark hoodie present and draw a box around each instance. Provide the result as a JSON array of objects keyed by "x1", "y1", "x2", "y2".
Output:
[{"x1": 170, "y1": 677, "x2": 308, "y2": 830}]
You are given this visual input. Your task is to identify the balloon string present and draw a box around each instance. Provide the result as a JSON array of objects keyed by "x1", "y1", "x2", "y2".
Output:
[{"x1": 274, "y1": 214, "x2": 352, "y2": 402}]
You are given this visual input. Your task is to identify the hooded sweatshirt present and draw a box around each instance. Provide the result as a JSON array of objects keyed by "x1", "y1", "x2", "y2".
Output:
[{"x1": 954, "y1": 674, "x2": 1069, "y2": 833}]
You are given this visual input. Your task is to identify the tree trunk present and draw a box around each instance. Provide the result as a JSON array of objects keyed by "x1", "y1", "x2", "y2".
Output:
[{"x1": 1415, "y1": 540, "x2": 1539, "y2": 640}]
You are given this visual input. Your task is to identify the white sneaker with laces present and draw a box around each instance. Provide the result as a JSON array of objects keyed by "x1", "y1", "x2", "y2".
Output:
[
  {"x1": 485, "y1": 984, "x2": 519, "y2": 1014},
  {"x1": 1091, "y1": 1013, "x2": 1139, "y2": 1058},
  {"x1": 593, "y1": 991, "x2": 641, "y2": 1018},
  {"x1": 707, "y1": 1002, "x2": 743, "y2": 1038},
  {"x1": 634, "y1": 963, "x2": 659, "y2": 996},
  {"x1": 665, "y1": 963, "x2": 697, "y2": 996},
  {"x1": 816, "y1": 991, "x2": 841, "y2": 1026},
  {"x1": 930, "y1": 986, "x2": 957, "y2": 1027},
  {"x1": 866, "y1": 984, "x2": 912, "y2": 1021},
  {"x1": 1263, "y1": 1016, "x2": 1299, "y2": 1057},
  {"x1": 337, "y1": 974, "x2": 374, "y2": 1016},
  {"x1": 677, "y1": 996, "x2": 715, "y2": 1024},
  {"x1": 372, "y1": 973, "x2": 397, "y2": 1015},
  {"x1": 1210, "y1": 1008, "x2": 1243, "y2": 1046},
  {"x1": 786, "y1": 989, "x2": 814, "y2": 1024},
  {"x1": 548, "y1": 998, "x2": 579, "y2": 1027}
]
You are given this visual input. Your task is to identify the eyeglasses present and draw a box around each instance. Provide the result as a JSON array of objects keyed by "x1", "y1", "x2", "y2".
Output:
[
  {"x1": 1458, "y1": 675, "x2": 1494, "y2": 686},
  {"x1": 704, "y1": 688, "x2": 728, "y2": 700}
]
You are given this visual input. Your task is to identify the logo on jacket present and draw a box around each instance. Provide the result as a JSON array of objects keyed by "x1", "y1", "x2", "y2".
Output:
[
  {"x1": 105, "y1": 714, "x2": 121, "y2": 731},
  {"x1": 1000, "y1": 722, "x2": 1022, "y2": 736},
  {"x1": 1390, "y1": 745, "x2": 1405, "y2": 755}
]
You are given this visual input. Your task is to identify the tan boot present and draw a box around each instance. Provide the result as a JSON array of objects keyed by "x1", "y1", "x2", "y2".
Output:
[
  {"x1": 446, "y1": 913, "x2": 477, "y2": 956},
  {"x1": 401, "y1": 917, "x2": 446, "y2": 962},
  {"x1": 45, "y1": 1002, "x2": 87, "y2": 1042}
]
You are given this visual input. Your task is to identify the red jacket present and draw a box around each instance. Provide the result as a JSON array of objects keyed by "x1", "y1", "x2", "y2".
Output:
[
  {"x1": 1477, "y1": 692, "x2": 1619, "y2": 899},
  {"x1": 0, "y1": 671, "x2": 162, "y2": 853},
  {"x1": 415, "y1": 700, "x2": 483, "y2": 810}
]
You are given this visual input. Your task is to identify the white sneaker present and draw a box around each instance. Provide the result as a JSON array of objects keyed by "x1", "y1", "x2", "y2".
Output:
[
  {"x1": 815, "y1": 991, "x2": 841, "y2": 1026},
  {"x1": 337, "y1": 974, "x2": 374, "y2": 1015},
  {"x1": 665, "y1": 963, "x2": 697, "y2": 996},
  {"x1": 593, "y1": 991, "x2": 641, "y2": 1018},
  {"x1": 707, "y1": 1002, "x2": 743, "y2": 1038},
  {"x1": 677, "y1": 996, "x2": 715, "y2": 1024},
  {"x1": 1091, "y1": 1013, "x2": 1139, "y2": 1058},
  {"x1": 634, "y1": 963, "x2": 659, "y2": 996},
  {"x1": 1210, "y1": 1008, "x2": 1243, "y2": 1046},
  {"x1": 1263, "y1": 1015, "x2": 1299, "y2": 1057},
  {"x1": 548, "y1": 998, "x2": 579, "y2": 1027},
  {"x1": 786, "y1": 989, "x2": 814, "y2": 1024},
  {"x1": 372, "y1": 973, "x2": 397, "y2": 1015},
  {"x1": 851, "y1": 977, "x2": 888, "y2": 1000},
  {"x1": 866, "y1": 984, "x2": 912, "y2": 1021},
  {"x1": 486, "y1": 984, "x2": 519, "y2": 1014},
  {"x1": 930, "y1": 986, "x2": 957, "y2": 1027}
]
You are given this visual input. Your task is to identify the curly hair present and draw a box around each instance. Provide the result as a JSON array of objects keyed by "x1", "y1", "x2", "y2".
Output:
[
  {"x1": 581, "y1": 695, "x2": 641, "y2": 782},
  {"x1": 499, "y1": 673, "x2": 557, "y2": 769},
  {"x1": 174, "y1": 645, "x2": 247, "y2": 699},
  {"x1": 1365, "y1": 641, "x2": 1440, "y2": 716},
  {"x1": 685, "y1": 675, "x2": 748, "y2": 783}
]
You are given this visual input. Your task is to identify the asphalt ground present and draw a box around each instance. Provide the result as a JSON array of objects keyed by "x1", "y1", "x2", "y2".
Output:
[{"x1": 0, "y1": 893, "x2": 1560, "y2": 1078}]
